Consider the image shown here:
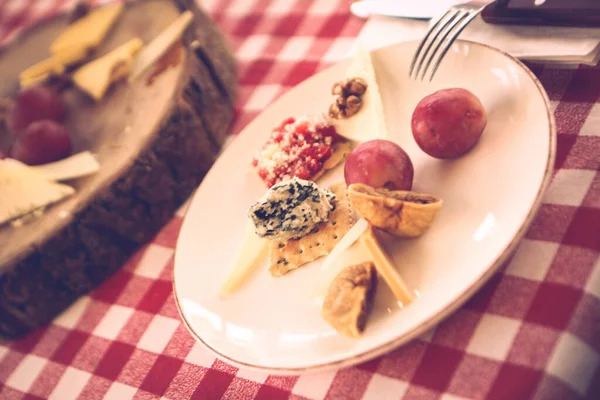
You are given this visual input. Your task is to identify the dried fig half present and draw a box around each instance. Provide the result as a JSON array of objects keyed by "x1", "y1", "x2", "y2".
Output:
[
  {"x1": 321, "y1": 261, "x2": 377, "y2": 338},
  {"x1": 347, "y1": 183, "x2": 442, "y2": 238}
]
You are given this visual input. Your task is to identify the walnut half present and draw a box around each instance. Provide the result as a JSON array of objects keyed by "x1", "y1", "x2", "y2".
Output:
[{"x1": 328, "y1": 77, "x2": 368, "y2": 119}]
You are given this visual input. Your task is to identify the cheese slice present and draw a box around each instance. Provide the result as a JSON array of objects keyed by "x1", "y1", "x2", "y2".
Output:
[
  {"x1": 30, "y1": 151, "x2": 100, "y2": 182},
  {"x1": 360, "y1": 225, "x2": 414, "y2": 307},
  {"x1": 72, "y1": 38, "x2": 144, "y2": 100},
  {"x1": 314, "y1": 219, "x2": 414, "y2": 307},
  {"x1": 50, "y1": 2, "x2": 124, "y2": 55},
  {"x1": 20, "y1": 57, "x2": 64, "y2": 81},
  {"x1": 20, "y1": 71, "x2": 56, "y2": 90},
  {"x1": 220, "y1": 220, "x2": 269, "y2": 296},
  {"x1": 129, "y1": 10, "x2": 193, "y2": 82},
  {"x1": 19, "y1": 58, "x2": 65, "y2": 88},
  {"x1": 0, "y1": 159, "x2": 75, "y2": 226},
  {"x1": 331, "y1": 46, "x2": 388, "y2": 142},
  {"x1": 19, "y1": 46, "x2": 91, "y2": 88},
  {"x1": 315, "y1": 218, "x2": 369, "y2": 297}
]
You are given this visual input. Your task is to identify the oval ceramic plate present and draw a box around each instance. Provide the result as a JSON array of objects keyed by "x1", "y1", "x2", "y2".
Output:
[{"x1": 173, "y1": 40, "x2": 555, "y2": 374}]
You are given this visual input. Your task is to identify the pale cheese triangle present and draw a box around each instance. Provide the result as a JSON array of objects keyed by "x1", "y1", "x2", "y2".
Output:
[
  {"x1": 129, "y1": 11, "x2": 193, "y2": 82},
  {"x1": 220, "y1": 220, "x2": 269, "y2": 296},
  {"x1": 314, "y1": 218, "x2": 369, "y2": 297},
  {"x1": 50, "y1": 2, "x2": 124, "y2": 55},
  {"x1": 0, "y1": 159, "x2": 75, "y2": 225},
  {"x1": 72, "y1": 38, "x2": 143, "y2": 101},
  {"x1": 30, "y1": 151, "x2": 100, "y2": 182},
  {"x1": 360, "y1": 225, "x2": 413, "y2": 307},
  {"x1": 314, "y1": 220, "x2": 414, "y2": 307},
  {"x1": 330, "y1": 46, "x2": 388, "y2": 142}
]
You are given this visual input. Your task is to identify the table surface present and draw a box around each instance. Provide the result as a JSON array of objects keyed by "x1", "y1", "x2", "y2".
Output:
[{"x1": 0, "y1": 0, "x2": 599, "y2": 399}]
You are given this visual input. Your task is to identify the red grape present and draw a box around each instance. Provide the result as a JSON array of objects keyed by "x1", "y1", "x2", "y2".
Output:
[
  {"x1": 8, "y1": 87, "x2": 66, "y2": 133},
  {"x1": 344, "y1": 139, "x2": 414, "y2": 191},
  {"x1": 10, "y1": 120, "x2": 72, "y2": 165},
  {"x1": 411, "y1": 88, "x2": 487, "y2": 159}
]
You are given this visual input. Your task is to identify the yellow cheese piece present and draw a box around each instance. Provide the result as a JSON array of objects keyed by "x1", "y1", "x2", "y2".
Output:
[
  {"x1": 20, "y1": 71, "x2": 56, "y2": 89},
  {"x1": 220, "y1": 220, "x2": 269, "y2": 296},
  {"x1": 361, "y1": 225, "x2": 414, "y2": 307},
  {"x1": 54, "y1": 45, "x2": 90, "y2": 66},
  {"x1": 129, "y1": 10, "x2": 193, "y2": 82},
  {"x1": 50, "y1": 2, "x2": 124, "y2": 55},
  {"x1": 72, "y1": 38, "x2": 143, "y2": 101},
  {"x1": 20, "y1": 57, "x2": 64, "y2": 81},
  {"x1": 20, "y1": 44, "x2": 91, "y2": 88}
]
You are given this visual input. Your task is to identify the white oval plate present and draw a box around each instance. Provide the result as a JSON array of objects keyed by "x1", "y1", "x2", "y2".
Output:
[{"x1": 173, "y1": 40, "x2": 555, "y2": 374}]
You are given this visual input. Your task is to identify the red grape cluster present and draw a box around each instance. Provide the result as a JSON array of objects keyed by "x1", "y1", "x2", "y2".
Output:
[{"x1": 1, "y1": 87, "x2": 72, "y2": 165}]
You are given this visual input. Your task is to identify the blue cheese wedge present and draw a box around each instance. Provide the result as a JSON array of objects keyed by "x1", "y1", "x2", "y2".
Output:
[{"x1": 248, "y1": 177, "x2": 336, "y2": 241}]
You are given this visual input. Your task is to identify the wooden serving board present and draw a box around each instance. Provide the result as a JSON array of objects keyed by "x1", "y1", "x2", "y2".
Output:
[{"x1": 0, "y1": 0, "x2": 237, "y2": 339}]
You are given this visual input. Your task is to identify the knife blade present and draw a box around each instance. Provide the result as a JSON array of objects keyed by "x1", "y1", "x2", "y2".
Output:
[{"x1": 350, "y1": 0, "x2": 486, "y2": 20}]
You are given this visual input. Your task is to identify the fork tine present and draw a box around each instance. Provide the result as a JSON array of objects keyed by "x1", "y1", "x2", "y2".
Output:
[
  {"x1": 408, "y1": 8, "x2": 454, "y2": 79},
  {"x1": 411, "y1": 9, "x2": 462, "y2": 80},
  {"x1": 425, "y1": 7, "x2": 483, "y2": 82},
  {"x1": 417, "y1": 9, "x2": 469, "y2": 81}
]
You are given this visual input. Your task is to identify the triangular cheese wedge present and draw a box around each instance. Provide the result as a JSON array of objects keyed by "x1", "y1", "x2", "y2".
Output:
[
  {"x1": 360, "y1": 225, "x2": 413, "y2": 307},
  {"x1": 30, "y1": 151, "x2": 100, "y2": 182},
  {"x1": 315, "y1": 220, "x2": 414, "y2": 307},
  {"x1": 330, "y1": 47, "x2": 388, "y2": 142},
  {"x1": 315, "y1": 218, "x2": 369, "y2": 297},
  {"x1": 72, "y1": 38, "x2": 143, "y2": 100},
  {"x1": 220, "y1": 220, "x2": 269, "y2": 296},
  {"x1": 50, "y1": 2, "x2": 124, "y2": 55},
  {"x1": 0, "y1": 159, "x2": 75, "y2": 225},
  {"x1": 129, "y1": 11, "x2": 193, "y2": 82}
]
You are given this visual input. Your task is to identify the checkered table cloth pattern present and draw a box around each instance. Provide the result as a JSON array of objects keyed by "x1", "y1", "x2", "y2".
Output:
[{"x1": 0, "y1": 0, "x2": 599, "y2": 399}]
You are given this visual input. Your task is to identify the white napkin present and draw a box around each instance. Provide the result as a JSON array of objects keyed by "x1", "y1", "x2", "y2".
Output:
[{"x1": 357, "y1": 9, "x2": 600, "y2": 66}]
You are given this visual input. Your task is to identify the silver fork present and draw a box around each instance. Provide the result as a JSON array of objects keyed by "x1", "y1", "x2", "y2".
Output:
[{"x1": 409, "y1": 2, "x2": 486, "y2": 82}]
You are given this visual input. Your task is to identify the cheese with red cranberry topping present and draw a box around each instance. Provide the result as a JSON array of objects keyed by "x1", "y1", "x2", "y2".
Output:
[{"x1": 252, "y1": 114, "x2": 342, "y2": 188}]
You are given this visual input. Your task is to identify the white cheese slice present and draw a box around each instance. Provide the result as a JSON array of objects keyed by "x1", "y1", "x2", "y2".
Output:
[
  {"x1": 220, "y1": 220, "x2": 269, "y2": 296},
  {"x1": 361, "y1": 225, "x2": 414, "y2": 307},
  {"x1": 315, "y1": 218, "x2": 369, "y2": 297},
  {"x1": 0, "y1": 159, "x2": 75, "y2": 226},
  {"x1": 129, "y1": 11, "x2": 193, "y2": 82},
  {"x1": 331, "y1": 46, "x2": 388, "y2": 142},
  {"x1": 30, "y1": 151, "x2": 100, "y2": 181},
  {"x1": 314, "y1": 219, "x2": 414, "y2": 307}
]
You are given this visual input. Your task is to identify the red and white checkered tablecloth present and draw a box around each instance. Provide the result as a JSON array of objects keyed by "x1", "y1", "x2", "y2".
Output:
[{"x1": 1, "y1": 0, "x2": 599, "y2": 399}]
